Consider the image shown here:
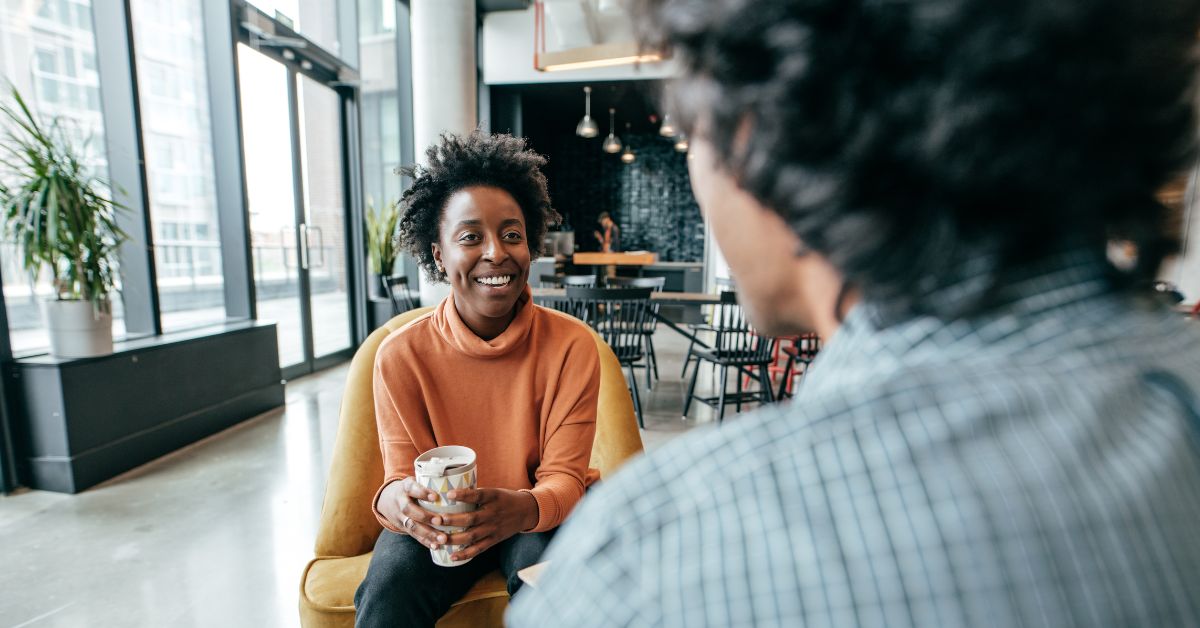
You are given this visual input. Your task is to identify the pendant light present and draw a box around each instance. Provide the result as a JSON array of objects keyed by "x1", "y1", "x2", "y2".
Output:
[
  {"x1": 674, "y1": 133, "x2": 689, "y2": 153},
  {"x1": 659, "y1": 112, "x2": 677, "y2": 137},
  {"x1": 620, "y1": 123, "x2": 636, "y2": 163},
  {"x1": 575, "y1": 86, "x2": 599, "y2": 138},
  {"x1": 602, "y1": 108, "x2": 623, "y2": 154}
]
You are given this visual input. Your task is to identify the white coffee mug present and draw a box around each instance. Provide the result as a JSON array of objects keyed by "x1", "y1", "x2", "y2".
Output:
[{"x1": 414, "y1": 445, "x2": 478, "y2": 566}]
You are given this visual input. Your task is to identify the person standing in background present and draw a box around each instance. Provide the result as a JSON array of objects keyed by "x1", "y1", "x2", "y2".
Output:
[
  {"x1": 592, "y1": 212, "x2": 620, "y2": 253},
  {"x1": 593, "y1": 212, "x2": 621, "y2": 280}
]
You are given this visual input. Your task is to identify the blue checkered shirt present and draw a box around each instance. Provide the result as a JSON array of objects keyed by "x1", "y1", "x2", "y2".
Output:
[{"x1": 507, "y1": 253, "x2": 1200, "y2": 627}]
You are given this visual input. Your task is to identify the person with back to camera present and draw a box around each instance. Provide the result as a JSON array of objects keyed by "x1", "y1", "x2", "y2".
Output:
[
  {"x1": 354, "y1": 130, "x2": 601, "y2": 627},
  {"x1": 510, "y1": 0, "x2": 1200, "y2": 626}
]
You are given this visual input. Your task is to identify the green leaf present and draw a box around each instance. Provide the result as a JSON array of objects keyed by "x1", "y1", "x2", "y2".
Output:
[{"x1": 0, "y1": 83, "x2": 122, "y2": 301}]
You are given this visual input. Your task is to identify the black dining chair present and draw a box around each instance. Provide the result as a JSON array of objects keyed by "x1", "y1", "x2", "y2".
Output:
[
  {"x1": 566, "y1": 286, "x2": 654, "y2": 428},
  {"x1": 561, "y1": 274, "x2": 598, "y2": 287},
  {"x1": 606, "y1": 276, "x2": 666, "y2": 389},
  {"x1": 776, "y1": 333, "x2": 822, "y2": 400},
  {"x1": 682, "y1": 291, "x2": 776, "y2": 422},
  {"x1": 536, "y1": 275, "x2": 581, "y2": 315},
  {"x1": 681, "y1": 276, "x2": 737, "y2": 378},
  {"x1": 539, "y1": 293, "x2": 579, "y2": 317},
  {"x1": 382, "y1": 275, "x2": 417, "y2": 316}
]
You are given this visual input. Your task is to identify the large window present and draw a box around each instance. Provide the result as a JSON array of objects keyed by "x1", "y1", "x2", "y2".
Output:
[
  {"x1": 359, "y1": 0, "x2": 402, "y2": 275},
  {"x1": 359, "y1": 0, "x2": 396, "y2": 38},
  {"x1": 2, "y1": 0, "x2": 376, "y2": 357},
  {"x1": 129, "y1": 0, "x2": 228, "y2": 331},
  {"x1": 0, "y1": 0, "x2": 126, "y2": 355}
]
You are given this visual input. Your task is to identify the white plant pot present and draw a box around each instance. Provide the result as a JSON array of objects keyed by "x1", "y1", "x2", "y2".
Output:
[
  {"x1": 40, "y1": 299, "x2": 114, "y2": 359},
  {"x1": 419, "y1": 275, "x2": 451, "y2": 307}
]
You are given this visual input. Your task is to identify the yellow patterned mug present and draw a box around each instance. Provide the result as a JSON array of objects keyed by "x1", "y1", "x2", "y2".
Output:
[{"x1": 414, "y1": 445, "x2": 478, "y2": 567}]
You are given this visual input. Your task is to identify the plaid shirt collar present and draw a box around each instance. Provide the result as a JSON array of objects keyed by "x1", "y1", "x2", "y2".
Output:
[{"x1": 809, "y1": 248, "x2": 1123, "y2": 394}]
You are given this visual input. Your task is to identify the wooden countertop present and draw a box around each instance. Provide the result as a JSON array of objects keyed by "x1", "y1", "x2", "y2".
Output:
[
  {"x1": 646, "y1": 261, "x2": 703, "y2": 269},
  {"x1": 533, "y1": 288, "x2": 724, "y2": 305},
  {"x1": 573, "y1": 252, "x2": 658, "y2": 266}
]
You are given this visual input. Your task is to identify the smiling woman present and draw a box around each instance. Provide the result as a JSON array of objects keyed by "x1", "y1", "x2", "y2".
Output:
[
  {"x1": 433, "y1": 186, "x2": 534, "y2": 339},
  {"x1": 354, "y1": 131, "x2": 602, "y2": 628}
]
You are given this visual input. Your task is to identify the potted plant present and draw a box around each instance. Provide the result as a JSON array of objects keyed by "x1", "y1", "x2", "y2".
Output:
[
  {"x1": 365, "y1": 196, "x2": 400, "y2": 298},
  {"x1": 0, "y1": 86, "x2": 126, "y2": 358}
]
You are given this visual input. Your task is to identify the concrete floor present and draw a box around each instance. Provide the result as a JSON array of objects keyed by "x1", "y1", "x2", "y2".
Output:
[{"x1": 0, "y1": 326, "x2": 775, "y2": 627}]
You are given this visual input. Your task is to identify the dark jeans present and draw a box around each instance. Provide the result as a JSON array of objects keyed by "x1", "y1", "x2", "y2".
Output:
[{"x1": 354, "y1": 529, "x2": 555, "y2": 628}]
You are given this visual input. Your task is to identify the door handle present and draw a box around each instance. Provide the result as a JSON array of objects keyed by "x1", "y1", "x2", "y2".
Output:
[
  {"x1": 299, "y1": 223, "x2": 310, "y2": 270},
  {"x1": 309, "y1": 225, "x2": 325, "y2": 268}
]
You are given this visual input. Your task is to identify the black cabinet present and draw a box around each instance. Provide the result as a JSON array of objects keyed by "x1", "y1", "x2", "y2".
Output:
[{"x1": 5, "y1": 322, "x2": 285, "y2": 493}]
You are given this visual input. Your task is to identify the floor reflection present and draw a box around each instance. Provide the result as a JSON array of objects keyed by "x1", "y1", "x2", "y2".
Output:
[{"x1": 0, "y1": 363, "x2": 346, "y2": 627}]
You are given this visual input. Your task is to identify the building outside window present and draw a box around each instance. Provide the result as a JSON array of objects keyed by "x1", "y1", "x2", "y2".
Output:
[
  {"x1": 359, "y1": 0, "x2": 403, "y2": 276},
  {"x1": 0, "y1": 0, "x2": 125, "y2": 355},
  {"x1": 130, "y1": 0, "x2": 228, "y2": 331}
]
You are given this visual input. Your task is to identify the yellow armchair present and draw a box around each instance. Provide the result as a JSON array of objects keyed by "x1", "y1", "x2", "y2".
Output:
[{"x1": 298, "y1": 307, "x2": 644, "y2": 628}]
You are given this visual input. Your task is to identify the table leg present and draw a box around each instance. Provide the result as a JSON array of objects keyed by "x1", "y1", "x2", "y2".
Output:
[
  {"x1": 649, "y1": 309, "x2": 711, "y2": 350},
  {"x1": 648, "y1": 310, "x2": 761, "y2": 385}
]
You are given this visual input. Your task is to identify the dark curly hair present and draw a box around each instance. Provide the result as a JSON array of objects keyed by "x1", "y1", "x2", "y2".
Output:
[
  {"x1": 634, "y1": 0, "x2": 1200, "y2": 322},
  {"x1": 395, "y1": 130, "x2": 559, "y2": 282}
]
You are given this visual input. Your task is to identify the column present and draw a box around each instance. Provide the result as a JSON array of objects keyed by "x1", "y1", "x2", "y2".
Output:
[{"x1": 410, "y1": 0, "x2": 477, "y2": 306}]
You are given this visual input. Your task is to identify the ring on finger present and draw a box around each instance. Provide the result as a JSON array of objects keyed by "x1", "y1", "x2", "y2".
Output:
[{"x1": 401, "y1": 514, "x2": 414, "y2": 530}]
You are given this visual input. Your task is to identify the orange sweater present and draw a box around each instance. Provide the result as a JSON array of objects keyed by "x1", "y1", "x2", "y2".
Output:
[{"x1": 371, "y1": 286, "x2": 601, "y2": 533}]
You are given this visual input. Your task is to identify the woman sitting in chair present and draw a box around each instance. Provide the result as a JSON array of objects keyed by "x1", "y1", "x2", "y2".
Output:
[{"x1": 354, "y1": 131, "x2": 601, "y2": 627}]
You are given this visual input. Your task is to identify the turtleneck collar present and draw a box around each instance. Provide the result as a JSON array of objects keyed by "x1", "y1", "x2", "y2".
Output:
[{"x1": 433, "y1": 284, "x2": 535, "y2": 359}]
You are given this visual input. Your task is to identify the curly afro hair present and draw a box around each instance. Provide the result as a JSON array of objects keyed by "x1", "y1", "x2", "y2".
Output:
[
  {"x1": 395, "y1": 130, "x2": 559, "y2": 282},
  {"x1": 633, "y1": 0, "x2": 1200, "y2": 323}
]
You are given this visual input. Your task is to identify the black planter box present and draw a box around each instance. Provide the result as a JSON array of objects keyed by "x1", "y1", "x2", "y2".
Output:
[
  {"x1": 368, "y1": 297, "x2": 397, "y2": 331},
  {"x1": 4, "y1": 322, "x2": 285, "y2": 493}
]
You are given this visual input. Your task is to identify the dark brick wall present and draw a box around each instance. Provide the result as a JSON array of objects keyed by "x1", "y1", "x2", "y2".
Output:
[{"x1": 540, "y1": 132, "x2": 705, "y2": 262}]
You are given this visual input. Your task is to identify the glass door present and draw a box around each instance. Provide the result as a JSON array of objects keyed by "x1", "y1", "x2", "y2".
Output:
[
  {"x1": 238, "y1": 44, "x2": 305, "y2": 372},
  {"x1": 237, "y1": 44, "x2": 354, "y2": 378},
  {"x1": 297, "y1": 75, "x2": 352, "y2": 361}
]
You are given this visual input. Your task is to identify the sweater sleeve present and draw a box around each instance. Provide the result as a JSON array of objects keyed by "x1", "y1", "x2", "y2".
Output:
[
  {"x1": 370, "y1": 337, "x2": 425, "y2": 534},
  {"x1": 523, "y1": 333, "x2": 601, "y2": 532}
]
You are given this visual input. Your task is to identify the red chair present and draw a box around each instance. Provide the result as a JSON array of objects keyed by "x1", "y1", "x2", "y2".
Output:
[
  {"x1": 777, "y1": 333, "x2": 822, "y2": 399},
  {"x1": 743, "y1": 334, "x2": 795, "y2": 391}
]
